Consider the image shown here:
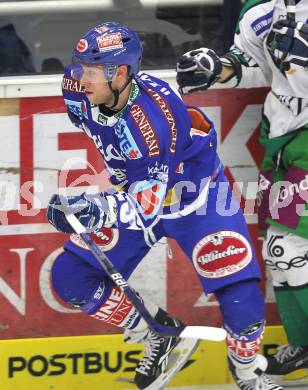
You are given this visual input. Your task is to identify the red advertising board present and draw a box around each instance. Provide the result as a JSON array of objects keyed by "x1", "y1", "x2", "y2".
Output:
[{"x1": 0, "y1": 88, "x2": 280, "y2": 340}]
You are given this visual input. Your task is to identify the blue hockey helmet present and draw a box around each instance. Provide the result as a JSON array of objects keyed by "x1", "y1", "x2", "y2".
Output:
[{"x1": 72, "y1": 22, "x2": 143, "y2": 80}]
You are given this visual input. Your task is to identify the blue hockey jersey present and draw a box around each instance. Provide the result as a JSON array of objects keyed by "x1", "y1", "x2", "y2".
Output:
[
  {"x1": 60, "y1": 66, "x2": 261, "y2": 293},
  {"x1": 62, "y1": 67, "x2": 221, "y2": 229}
]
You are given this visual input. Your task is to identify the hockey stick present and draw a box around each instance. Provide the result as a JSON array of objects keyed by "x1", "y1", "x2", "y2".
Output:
[
  {"x1": 286, "y1": 0, "x2": 296, "y2": 21},
  {"x1": 65, "y1": 213, "x2": 226, "y2": 341}
]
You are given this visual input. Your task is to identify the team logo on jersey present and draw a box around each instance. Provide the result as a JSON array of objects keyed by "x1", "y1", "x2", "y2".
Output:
[
  {"x1": 76, "y1": 39, "x2": 88, "y2": 52},
  {"x1": 115, "y1": 120, "x2": 142, "y2": 160},
  {"x1": 70, "y1": 228, "x2": 119, "y2": 252},
  {"x1": 96, "y1": 33, "x2": 123, "y2": 52},
  {"x1": 192, "y1": 231, "x2": 252, "y2": 278},
  {"x1": 135, "y1": 183, "x2": 162, "y2": 216},
  {"x1": 131, "y1": 179, "x2": 167, "y2": 219}
]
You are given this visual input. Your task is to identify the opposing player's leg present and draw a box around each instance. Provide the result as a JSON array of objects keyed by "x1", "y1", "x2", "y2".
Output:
[
  {"x1": 52, "y1": 229, "x2": 198, "y2": 389},
  {"x1": 262, "y1": 226, "x2": 308, "y2": 375}
]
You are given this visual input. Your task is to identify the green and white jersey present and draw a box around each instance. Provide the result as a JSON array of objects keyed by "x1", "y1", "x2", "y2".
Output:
[{"x1": 225, "y1": 0, "x2": 308, "y2": 139}]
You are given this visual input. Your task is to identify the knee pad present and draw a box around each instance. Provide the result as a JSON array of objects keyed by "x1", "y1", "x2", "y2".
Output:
[
  {"x1": 52, "y1": 250, "x2": 145, "y2": 330},
  {"x1": 52, "y1": 249, "x2": 108, "y2": 310}
]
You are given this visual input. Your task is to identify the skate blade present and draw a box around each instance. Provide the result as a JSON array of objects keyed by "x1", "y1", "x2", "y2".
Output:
[
  {"x1": 144, "y1": 338, "x2": 200, "y2": 390},
  {"x1": 280, "y1": 379, "x2": 308, "y2": 388}
]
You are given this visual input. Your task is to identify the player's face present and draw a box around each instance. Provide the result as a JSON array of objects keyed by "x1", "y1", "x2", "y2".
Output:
[{"x1": 79, "y1": 65, "x2": 114, "y2": 105}]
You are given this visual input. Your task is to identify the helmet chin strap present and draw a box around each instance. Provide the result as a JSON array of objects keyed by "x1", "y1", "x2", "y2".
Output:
[{"x1": 105, "y1": 75, "x2": 133, "y2": 110}]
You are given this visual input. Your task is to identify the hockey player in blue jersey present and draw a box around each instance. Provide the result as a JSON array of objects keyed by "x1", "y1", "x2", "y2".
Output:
[{"x1": 46, "y1": 22, "x2": 282, "y2": 390}]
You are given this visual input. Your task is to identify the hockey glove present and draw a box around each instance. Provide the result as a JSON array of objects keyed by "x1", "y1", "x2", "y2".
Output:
[
  {"x1": 176, "y1": 48, "x2": 222, "y2": 94},
  {"x1": 266, "y1": 19, "x2": 308, "y2": 71},
  {"x1": 46, "y1": 192, "x2": 117, "y2": 233}
]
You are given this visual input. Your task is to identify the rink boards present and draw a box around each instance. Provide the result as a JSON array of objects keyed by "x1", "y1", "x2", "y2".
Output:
[{"x1": 0, "y1": 325, "x2": 305, "y2": 389}]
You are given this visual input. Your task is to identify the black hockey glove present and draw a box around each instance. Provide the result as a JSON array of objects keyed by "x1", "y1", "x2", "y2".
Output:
[
  {"x1": 176, "y1": 48, "x2": 222, "y2": 94},
  {"x1": 266, "y1": 19, "x2": 308, "y2": 71}
]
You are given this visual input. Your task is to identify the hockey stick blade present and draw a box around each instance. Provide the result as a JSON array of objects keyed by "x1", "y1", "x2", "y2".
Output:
[
  {"x1": 65, "y1": 213, "x2": 226, "y2": 341},
  {"x1": 142, "y1": 320, "x2": 226, "y2": 341},
  {"x1": 179, "y1": 326, "x2": 226, "y2": 341}
]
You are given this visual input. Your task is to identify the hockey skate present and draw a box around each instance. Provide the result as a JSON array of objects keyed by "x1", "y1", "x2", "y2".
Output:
[
  {"x1": 266, "y1": 343, "x2": 308, "y2": 375},
  {"x1": 124, "y1": 309, "x2": 199, "y2": 389},
  {"x1": 228, "y1": 355, "x2": 283, "y2": 390}
]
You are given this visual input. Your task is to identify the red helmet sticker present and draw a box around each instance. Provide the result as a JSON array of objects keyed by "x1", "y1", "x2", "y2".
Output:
[
  {"x1": 70, "y1": 228, "x2": 119, "y2": 252},
  {"x1": 76, "y1": 39, "x2": 88, "y2": 52},
  {"x1": 192, "y1": 231, "x2": 252, "y2": 278}
]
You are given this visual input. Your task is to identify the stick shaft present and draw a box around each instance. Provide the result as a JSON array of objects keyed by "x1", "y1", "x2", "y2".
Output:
[{"x1": 286, "y1": 0, "x2": 296, "y2": 21}]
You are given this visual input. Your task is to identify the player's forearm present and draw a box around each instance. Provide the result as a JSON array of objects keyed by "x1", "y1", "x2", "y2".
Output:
[
  {"x1": 218, "y1": 53, "x2": 270, "y2": 88},
  {"x1": 219, "y1": 65, "x2": 235, "y2": 83}
]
